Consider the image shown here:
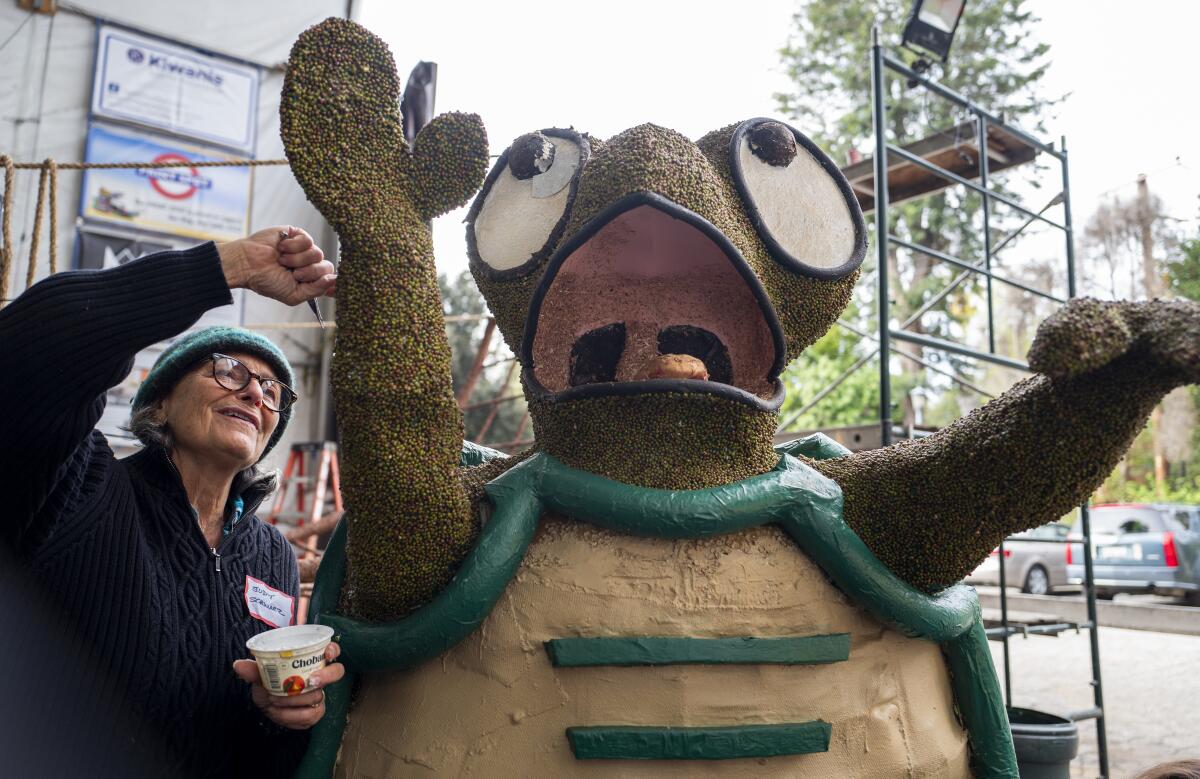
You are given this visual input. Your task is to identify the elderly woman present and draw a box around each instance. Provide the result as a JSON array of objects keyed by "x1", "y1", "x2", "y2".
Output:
[{"x1": 0, "y1": 227, "x2": 343, "y2": 777}]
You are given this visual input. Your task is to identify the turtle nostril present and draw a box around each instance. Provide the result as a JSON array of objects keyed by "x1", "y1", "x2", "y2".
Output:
[
  {"x1": 657, "y1": 325, "x2": 732, "y2": 384},
  {"x1": 569, "y1": 323, "x2": 627, "y2": 386}
]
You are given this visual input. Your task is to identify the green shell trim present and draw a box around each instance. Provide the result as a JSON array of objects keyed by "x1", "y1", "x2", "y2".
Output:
[
  {"x1": 566, "y1": 722, "x2": 832, "y2": 760},
  {"x1": 299, "y1": 517, "x2": 350, "y2": 776},
  {"x1": 545, "y1": 634, "x2": 851, "y2": 667},
  {"x1": 774, "y1": 432, "x2": 853, "y2": 461},
  {"x1": 459, "y1": 439, "x2": 507, "y2": 467},
  {"x1": 946, "y1": 620, "x2": 1020, "y2": 774},
  {"x1": 295, "y1": 442, "x2": 1016, "y2": 778}
]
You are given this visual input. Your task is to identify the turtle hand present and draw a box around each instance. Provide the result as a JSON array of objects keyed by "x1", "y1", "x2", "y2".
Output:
[{"x1": 1028, "y1": 298, "x2": 1200, "y2": 384}]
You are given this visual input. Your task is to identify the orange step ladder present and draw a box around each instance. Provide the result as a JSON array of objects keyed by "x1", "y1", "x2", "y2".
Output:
[
  {"x1": 267, "y1": 441, "x2": 342, "y2": 528},
  {"x1": 267, "y1": 442, "x2": 343, "y2": 623}
]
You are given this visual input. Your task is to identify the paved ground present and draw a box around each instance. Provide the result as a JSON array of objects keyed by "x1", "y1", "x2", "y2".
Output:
[{"x1": 989, "y1": 627, "x2": 1200, "y2": 777}]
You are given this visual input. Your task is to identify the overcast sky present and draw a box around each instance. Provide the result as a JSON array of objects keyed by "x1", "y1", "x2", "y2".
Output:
[{"x1": 359, "y1": 0, "x2": 1200, "y2": 279}]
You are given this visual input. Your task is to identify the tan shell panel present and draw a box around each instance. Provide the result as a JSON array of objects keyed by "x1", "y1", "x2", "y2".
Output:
[{"x1": 337, "y1": 520, "x2": 972, "y2": 777}]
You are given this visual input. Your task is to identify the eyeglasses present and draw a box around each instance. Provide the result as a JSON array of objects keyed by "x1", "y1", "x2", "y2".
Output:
[{"x1": 209, "y1": 353, "x2": 298, "y2": 413}]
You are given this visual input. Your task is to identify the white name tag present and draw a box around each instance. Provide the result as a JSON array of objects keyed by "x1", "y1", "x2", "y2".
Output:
[{"x1": 244, "y1": 575, "x2": 295, "y2": 629}]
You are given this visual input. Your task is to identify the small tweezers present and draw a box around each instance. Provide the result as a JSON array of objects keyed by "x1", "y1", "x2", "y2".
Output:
[{"x1": 280, "y1": 228, "x2": 326, "y2": 328}]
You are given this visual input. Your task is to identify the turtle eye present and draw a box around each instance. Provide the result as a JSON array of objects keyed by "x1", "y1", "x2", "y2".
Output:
[
  {"x1": 730, "y1": 118, "x2": 866, "y2": 279},
  {"x1": 467, "y1": 128, "x2": 589, "y2": 279}
]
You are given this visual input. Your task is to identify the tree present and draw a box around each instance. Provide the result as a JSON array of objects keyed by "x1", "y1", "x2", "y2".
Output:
[
  {"x1": 1082, "y1": 184, "x2": 1178, "y2": 300},
  {"x1": 1167, "y1": 232, "x2": 1200, "y2": 302},
  {"x1": 1162, "y1": 231, "x2": 1200, "y2": 487},
  {"x1": 775, "y1": 0, "x2": 1057, "y2": 432},
  {"x1": 1081, "y1": 179, "x2": 1188, "y2": 491},
  {"x1": 778, "y1": 297, "x2": 882, "y2": 431}
]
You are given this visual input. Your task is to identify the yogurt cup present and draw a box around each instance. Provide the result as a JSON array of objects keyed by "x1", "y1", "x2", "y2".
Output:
[{"x1": 246, "y1": 624, "x2": 335, "y2": 697}]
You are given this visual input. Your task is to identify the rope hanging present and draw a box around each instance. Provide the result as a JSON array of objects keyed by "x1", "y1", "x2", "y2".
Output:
[
  {"x1": 0, "y1": 155, "x2": 288, "y2": 303},
  {"x1": 9, "y1": 158, "x2": 287, "y2": 170},
  {"x1": 48, "y1": 158, "x2": 57, "y2": 274},
  {"x1": 27, "y1": 160, "x2": 49, "y2": 287},
  {"x1": 1, "y1": 155, "x2": 13, "y2": 303}
]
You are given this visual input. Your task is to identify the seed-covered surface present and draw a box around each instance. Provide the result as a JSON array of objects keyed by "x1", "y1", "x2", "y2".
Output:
[
  {"x1": 816, "y1": 298, "x2": 1200, "y2": 591},
  {"x1": 472, "y1": 122, "x2": 855, "y2": 479},
  {"x1": 460, "y1": 449, "x2": 531, "y2": 507},
  {"x1": 282, "y1": 18, "x2": 488, "y2": 619},
  {"x1": 694, "y1": 123, "x2": 858, "y2": 365},
  {"x1": 529, "y1": 388, "x2": 780, "y2": 490}
]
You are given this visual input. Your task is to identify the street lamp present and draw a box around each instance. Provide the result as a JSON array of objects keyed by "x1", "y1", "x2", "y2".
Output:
[{"x1": 901, "y1": 0, "x2": 967, "y2": 69}]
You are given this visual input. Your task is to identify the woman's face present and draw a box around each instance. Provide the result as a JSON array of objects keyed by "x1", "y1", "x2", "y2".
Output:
[{"x1": 160, "y1": 352, "x2": 282, "y2": 470}]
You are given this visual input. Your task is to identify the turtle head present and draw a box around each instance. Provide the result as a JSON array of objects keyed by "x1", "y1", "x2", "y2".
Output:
[{"x1": 467, "y1": 120, "x2": 866, "y2": 488}]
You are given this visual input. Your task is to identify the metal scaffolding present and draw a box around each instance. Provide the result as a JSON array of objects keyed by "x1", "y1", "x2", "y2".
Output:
[{"x1": 869, "y1": 26, "x2": 1108, "y2": 776}]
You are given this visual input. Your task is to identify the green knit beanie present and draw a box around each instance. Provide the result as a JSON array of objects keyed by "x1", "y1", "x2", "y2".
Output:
[{"x1": 131, "y1": 326, "x2": 295, "y2": 460}]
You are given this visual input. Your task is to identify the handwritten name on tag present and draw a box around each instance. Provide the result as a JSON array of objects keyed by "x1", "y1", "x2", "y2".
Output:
[{"x1": 244, "y1": 575, "x2": 295, "y2": 629}]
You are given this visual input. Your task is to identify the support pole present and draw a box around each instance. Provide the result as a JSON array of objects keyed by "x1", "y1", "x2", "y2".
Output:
[
  {"x1": 998, "y1": 537, "x2": 1012, "y2": 706},
  {"x1": 1137, "y1": 175, "x2": 1169, "y2": 487},
  {"x1": 1063, "y1": 137, "x2": 1076, "y2": 299},
  {"x1": 1080, "y1": 503, "x2": 1108, "y2": 779},
  {"x1": 871, "y1": 25, "x2": 892, "y2": 446},
  {"x1": 1063, "y1": 135, "x2": 1109, "y2": 779},
  {"x1": 977, "y1": 115, "x2": 996, "y2": 353}
]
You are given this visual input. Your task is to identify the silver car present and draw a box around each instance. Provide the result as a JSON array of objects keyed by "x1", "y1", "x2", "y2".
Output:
[
  {"x1": 968, "y1": 522, "x2": 1071, "y2": 595},
  {"x1": 1066, "y1": 504, "x2": 1200, "y2": 604}
]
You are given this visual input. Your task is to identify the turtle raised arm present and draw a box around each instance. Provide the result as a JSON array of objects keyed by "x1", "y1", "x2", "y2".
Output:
[
  {"x1": 816, "y1": 297, "x2": 1200, "y2": 591},
  {"x1": 281, "y1": 18, "x2": 488, "y2": 619}
]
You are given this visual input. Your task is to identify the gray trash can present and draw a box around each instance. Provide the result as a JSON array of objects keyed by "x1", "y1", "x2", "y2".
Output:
[{"x1": 1008, "y1": 707, "x2": 1079, "y2": 779}]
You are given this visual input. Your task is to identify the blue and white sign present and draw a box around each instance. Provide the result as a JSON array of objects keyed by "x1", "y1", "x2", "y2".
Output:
[
  {"x1": 80, "y1": 123, "x2": 251, "y2": 242},
  {"x1": 91, "y1": 23, "x2": 259, "y2": 153}
]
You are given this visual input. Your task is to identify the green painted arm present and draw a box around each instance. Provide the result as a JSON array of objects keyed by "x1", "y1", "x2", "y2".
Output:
[
  {"x1": 281, "y1": 18, "x2": 489, "y2": 620},
  {"x1": 814, "y1": 298, "x2": 1200, "y2": 592}
]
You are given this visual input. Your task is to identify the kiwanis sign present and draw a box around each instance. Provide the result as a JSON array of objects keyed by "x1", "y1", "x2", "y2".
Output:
[{"x1": 90, "y1": 23, "x2": 260, "y2": 154}]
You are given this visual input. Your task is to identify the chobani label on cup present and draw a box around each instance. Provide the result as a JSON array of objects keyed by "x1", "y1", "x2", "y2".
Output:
[
  {"x1": 259, "y1": 653, "x2": 323, "y2": 696},
  {"x1": 246, "y1": 624, "x2": 334, "y2": 697},
  {"x1": 244, "y1": 575, "x2": 295, "y2": 628}
]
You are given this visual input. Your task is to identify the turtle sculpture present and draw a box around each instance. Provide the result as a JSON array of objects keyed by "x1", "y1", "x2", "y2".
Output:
[{"x1": 280, "y1": 18, "x2": 1200, "y2": 778}]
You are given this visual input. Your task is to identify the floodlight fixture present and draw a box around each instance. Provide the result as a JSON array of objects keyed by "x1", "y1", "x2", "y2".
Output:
[{"x1": 901, "y1": 0, "x2": 967, "y2": 66}]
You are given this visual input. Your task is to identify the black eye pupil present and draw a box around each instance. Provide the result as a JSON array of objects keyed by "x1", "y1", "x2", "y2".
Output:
[
  {"x1": 748, "y1": 122, "x2": 798, "y2": 167},
  {"x1": 508, "y1": 131, "x2": 556, "y2": 180}
]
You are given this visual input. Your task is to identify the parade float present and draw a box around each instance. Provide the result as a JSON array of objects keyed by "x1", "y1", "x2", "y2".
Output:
[{"x1": 279, "y1": 18, "x2": 1200, "y2": 777}]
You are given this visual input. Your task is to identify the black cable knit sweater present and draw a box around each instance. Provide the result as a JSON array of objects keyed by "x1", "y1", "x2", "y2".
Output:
[{"x1": 0, "y1": 243, "x2": 308, "y2": 777}]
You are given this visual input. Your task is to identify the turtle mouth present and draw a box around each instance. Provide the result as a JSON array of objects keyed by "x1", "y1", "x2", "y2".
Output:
[{"x1": 522, "y1": 192, "x2": 786, "y2": 411}]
